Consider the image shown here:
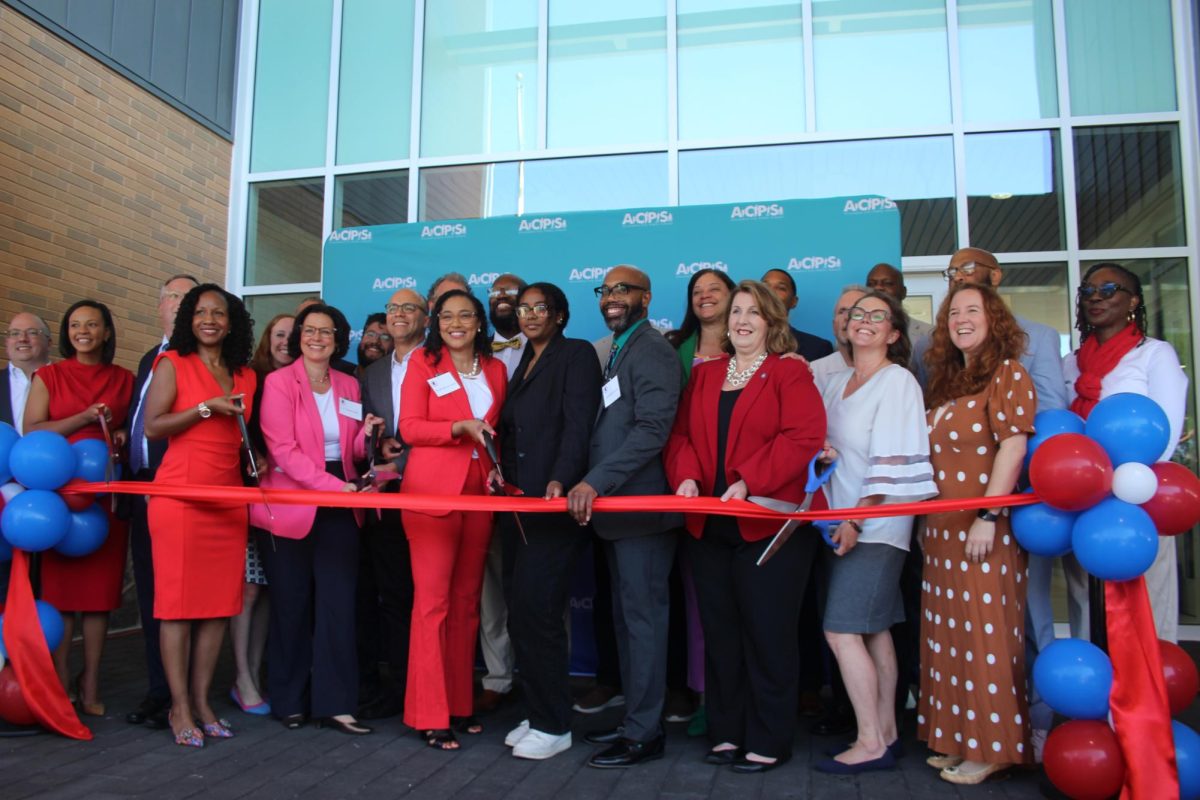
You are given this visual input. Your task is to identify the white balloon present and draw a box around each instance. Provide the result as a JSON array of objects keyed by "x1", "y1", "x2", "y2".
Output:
[
  {"x1": 1112, "y1": 462, "x2": 1158, "y2": 505},
  {"x1": 0, "y1": 482, "x2": 25, "y2": 503}
]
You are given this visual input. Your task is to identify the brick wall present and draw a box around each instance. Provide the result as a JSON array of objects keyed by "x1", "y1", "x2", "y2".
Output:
[{"x1": 0, "y1": 6, "x2": 231, "y2": 370}]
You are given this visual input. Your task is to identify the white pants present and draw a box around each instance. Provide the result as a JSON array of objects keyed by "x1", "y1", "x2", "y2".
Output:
[{"x1": 1065, "y1": 537, "x2": 1177, "y2": 643}]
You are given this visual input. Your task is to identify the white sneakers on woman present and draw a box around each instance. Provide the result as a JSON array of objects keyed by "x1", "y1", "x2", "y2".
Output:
[{"x1": 505, "y1": 719, "x2": 572, "y2": 760}]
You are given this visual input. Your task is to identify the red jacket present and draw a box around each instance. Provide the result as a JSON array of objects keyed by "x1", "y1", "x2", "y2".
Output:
[
  {"x1": 399, "y1": 347, "x2": 507, "y2": 514},
  {"x1": 665, "y1": 354, "x2": 826, "y2": 541}
]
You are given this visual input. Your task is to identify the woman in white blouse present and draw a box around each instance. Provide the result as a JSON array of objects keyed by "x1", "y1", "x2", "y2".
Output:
[
  {"x1": 1062, "y1": 262, "x2": 1189, "y2": 642},
  {"x1": 814, "y1": 290, "x2": 937, "y2": 775}
]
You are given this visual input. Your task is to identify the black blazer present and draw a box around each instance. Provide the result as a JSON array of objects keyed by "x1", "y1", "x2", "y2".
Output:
[
  {"x1": 359, "y1": 351, "x2": 408, "y2": 475},
  {"x1": 791, "y1": 326, "x2": 835, "y2": 362},
  {"x1": 0, "y1": 366, "x2": 13, "y2": 427},
  {"x1": 129, "y1": 344, "x2": 169, "y2": 476},
  {"x1": 499, "y1": 334, "x2": 602, "y2": 502}
]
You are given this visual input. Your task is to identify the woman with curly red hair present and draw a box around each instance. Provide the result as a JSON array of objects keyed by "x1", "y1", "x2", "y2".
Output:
[{"x1": 918, "y1": 282, "x2": 1035, "y2": 785}]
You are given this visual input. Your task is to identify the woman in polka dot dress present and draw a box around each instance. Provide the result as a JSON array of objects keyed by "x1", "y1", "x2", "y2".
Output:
[{"x1": 918, "y1": 283, "x2": 1036, "y2": 785}]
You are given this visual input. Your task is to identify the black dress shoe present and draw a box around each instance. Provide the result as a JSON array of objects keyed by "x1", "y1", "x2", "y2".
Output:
[
  {"x1": 703, "y1": 747, "x2": 742, "y2": 766},
  {"x1": 281, "y1": 714, "x2": 306, "y2": 730},
  {"x1": 584, "y1": 727, "x2": 624, "y2": 745},
  {"x1": 358, "y1": 693, "x2": 404, "y2": 720},
  {"x1": 732, "y1": 754, "x2": 790, "y2": 774},
  {"x1": 125, "y1": 694, "x2": 169, "y2": 725},
  {"x1": 317, "y1": 717, "x2": 373, "y2": 735},
  {"x1": 587, "y1": 736, "x2": 665, "y2": 768}
]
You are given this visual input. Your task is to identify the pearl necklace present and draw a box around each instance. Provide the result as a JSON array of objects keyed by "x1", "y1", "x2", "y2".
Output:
[
  {"x1": 457, "y1": 356, "x2": 481, "y2": 378},
  {"x1": 725, "y1": 351, "x2": 767, "y2": 388}
]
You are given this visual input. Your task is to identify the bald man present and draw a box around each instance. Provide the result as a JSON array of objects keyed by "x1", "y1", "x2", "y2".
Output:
[
  {"x1": 866, "y1": 262, "x2": 932, "y2": 342},
  {"x1": 809, "y1": 285, "x2": 868, "y2": 393}
]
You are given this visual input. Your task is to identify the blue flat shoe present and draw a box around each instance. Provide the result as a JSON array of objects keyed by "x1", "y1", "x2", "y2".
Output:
[
  {"x1": 825, "y1": 739, "x2": 904, "y2": 759},
  {"x1": 814, "y1": 749, "x2": 897, "y2": 774}
]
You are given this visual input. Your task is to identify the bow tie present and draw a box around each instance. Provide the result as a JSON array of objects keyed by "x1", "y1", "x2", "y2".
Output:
[{"x1": 492, "y1": 338, "x2": 521, "y2": 352}]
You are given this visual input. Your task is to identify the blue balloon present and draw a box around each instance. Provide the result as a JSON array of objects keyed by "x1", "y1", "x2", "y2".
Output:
[
  {"x1": 0, "y1": 600, "x2": 65, "y2": 660},
  {"x1": 55, "y1": 504, "x2": 109, "y2": 557},
  {"x1": 1174, "y1": 721, "x2": 1200, "y2": 800},
  {"x1": 1085, "y1": 392, "x2": 1171, "y2": 466},
  {"x1": 0, "y1": 423, "x2": 18, "y2": 483},
  {"x1": 0, "y1": 489, "x2": 70, "y2": 552},
  {"x1": 1012, "y1": 502, "x2": 1076, "y2": 557},
  {"x1": 1032, "y1": 638, "x2": 1113, "y2": 720},
  {"x1": 9, "y1": 430, "x2": 76, "y2": 490},
  {"x1": 71, "y1": 439, "x2": 111, "y2": 483},
  {"x1": 1072, "y1": 497, "x2": 1159, "y2": 581},
  {"x1": 1025, "y1": 409, "x2": 1086, "y2": 469}
]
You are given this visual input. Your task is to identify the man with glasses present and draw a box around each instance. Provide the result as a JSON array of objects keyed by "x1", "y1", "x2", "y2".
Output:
[
  {"x1": 569, "y1": 265, "x2": 683, "y2": 769},
  {"x1": 356, "y1": 288, "x2": 428, "y2": 720},
  {"x1": 2, "y1": 312, "x2": 52, "y2": 433},
  {"x1": 915, "y1": 246, "x2": 1067, "y2": 762},
  {"x1": 355, "y1": 313, "x2": 393, "y2": 379}
]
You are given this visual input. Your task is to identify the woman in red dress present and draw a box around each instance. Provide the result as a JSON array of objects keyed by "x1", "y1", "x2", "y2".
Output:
[
  {"x1": 143, "y1": 284, "x2": 256, "y2": 748},
  {"x1": 24, "y1": 300, "x2": 134, "y2": 717}
]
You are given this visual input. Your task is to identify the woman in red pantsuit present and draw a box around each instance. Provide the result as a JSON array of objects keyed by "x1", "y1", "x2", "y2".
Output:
[
  {"x1": 400, "y1": 290, "x2": 507, "y2": 751},
  {"x1": 143, "y1": 284, "x2": 257, "y2": 748},
  {"x1": 25, "y1": 300, "x2": 134, "y2": 717}
]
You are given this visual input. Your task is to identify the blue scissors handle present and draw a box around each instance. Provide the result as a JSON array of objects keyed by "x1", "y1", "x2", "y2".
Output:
[{"x1": 805, "y1": 456, "x2": 837, "y2": 494}]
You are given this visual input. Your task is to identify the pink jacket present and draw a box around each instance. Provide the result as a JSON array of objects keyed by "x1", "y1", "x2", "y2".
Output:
[{"x1": 249, "y1": 359, "x2": 367, "y2": 537}]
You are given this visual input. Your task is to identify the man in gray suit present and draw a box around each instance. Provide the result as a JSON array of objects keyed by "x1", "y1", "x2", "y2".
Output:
[
  {"x1": 568, "y1": 265, "x2": 683, "y2": 769},
  {"x1": 356, "y1": 287, "x2": 427, "y2": 719}
]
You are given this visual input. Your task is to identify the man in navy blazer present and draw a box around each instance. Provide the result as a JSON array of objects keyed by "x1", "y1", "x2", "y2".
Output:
[
  {"x1": 123, "y1": 274, "x2": 197, "y2": 727},
  {"x1": 568, "y1": 265, "x2": 683, "y2": 769},
  {"x1": 761, "y1": 269, "x2": 835, "y2": 362}
]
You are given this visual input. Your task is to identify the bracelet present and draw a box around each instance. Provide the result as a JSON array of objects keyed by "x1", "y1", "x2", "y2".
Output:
[{"x1": 848, "y1": 520, "x2": 863, "y2": 534}]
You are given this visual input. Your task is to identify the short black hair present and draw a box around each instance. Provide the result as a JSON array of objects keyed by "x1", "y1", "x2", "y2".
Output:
[
  {"x1": 59, "y1": 300, "x2": 117, "y2": 364},
  {"x1": 168, "y1": 284, "x2": 254, "y2": 373},
  {"x1": 518, "y1": 282, "x2": 571, "y2": 329},
  {"x1": 424, "y1": 290, "x2": 491, "y2": 364},
  {"x1": 362, "y1": 312, "x2": 387, "y2": 329},
  {"x1": 761, "y1": 268, "x2": 797, "y2": 297},
  {"x1": 289, "y1": 304, "x2": 352, "y2": 361}
]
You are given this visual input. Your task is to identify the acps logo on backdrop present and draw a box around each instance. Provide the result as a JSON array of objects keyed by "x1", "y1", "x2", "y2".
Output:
[
  {"x1": 621, "y1": 210, "x2": 673, "y2": 227},
  {"x1": 842, "y1": 197, "x2": 897, "y2": 214},
  {"x1": 729, "y1": 203, "x2": 784, "y2": 220},
  {"x1": 568, "y1": 266, "x2": 613, "y2": 283},
  {"x1": 786, "y1": 256, "x2": 843, "y2": 271},
  {"x1": 420, "y1": 223, "x2": 468, "y2": 238},
  {"x1": 675, "y1": 261, "x2": 729, "y2": 277},
  {"x1": 328, "y1": 229, "x2": 373, "y2": 242},
  {"x1": 371, "y1": 276, "x2": 418, "y2": 292},
  {"x1": 517, "y1": 217, "x2": 568, "y2": 233}
]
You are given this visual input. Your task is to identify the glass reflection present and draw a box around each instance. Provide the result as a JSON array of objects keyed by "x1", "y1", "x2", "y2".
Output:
[
  {"x1": 994, "y1": 262, "x2": 1070, "y2": 355},
  {"x1": 957, "y1": 0, "x2": 1057, "y2": 122},
  {"x1": 1064, "y1": 0, "x2": 1176, "y2": 115},
  {"x1": 677, "y1": 0, "x2": 804, "y2": 140},
  {"x1": 679, "y1": 137, "x2": 955, "y2": 256},
  {"x1": 812, "y1": 0, "x2": 951, "y2": 131},
  {"x1": 337, "y1": 0, "x2": 414, "y2": 165},
  {"x1": 966, "y1": 131, "x2": 1063, "y2": 253},
  {"x1": 335, "y1": 171, "x2": 409, "y2": 227},
  {"x1": 245, "y1": 179, "x2": 324, "y2": 286}
]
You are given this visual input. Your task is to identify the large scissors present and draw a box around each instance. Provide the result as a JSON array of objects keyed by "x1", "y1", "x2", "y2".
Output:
[
  {"x1": 751, "y1": 456, "x2": 838, "y2": 566},
  {"x1": 97, "y1": 408, "x2": 119, "y2": 511},
  {"x1": 235, "y1": 401, "x2": 273, "y2": 521},
  {"x1": 483, "y1": 431, "x2": 527, "y2": 545}
]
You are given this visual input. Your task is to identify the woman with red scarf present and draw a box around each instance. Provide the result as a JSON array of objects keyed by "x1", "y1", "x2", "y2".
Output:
[{"x1": 1062, "y1": 262, "x2": 1188, "y2": 642}]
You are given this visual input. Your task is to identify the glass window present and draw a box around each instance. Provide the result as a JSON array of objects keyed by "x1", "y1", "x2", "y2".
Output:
[
  {"x1": 812, "y1": 0, "x2": 951, "y2": 131},
  {"x1": 966, "y1": 130, "x2": 1063, "y2": 253},
  {"x1": 420, "y1": 0, "x2": 538, "y2": 158},
  {"x1": 677, "y1": 0, "x2": 804, "y2": 141},
  {"x1": 997, "y1": 261, "x2": 1070, "y2": 355},
  {"x1": 1074, "y1": 124, "x2": 1185, "y2": 250},
  {"x1": 1064, "y1": 0, "x2": 1176, "y2": 115},
  {"x1": 336, "y1": 0, "x2": 415, "y2": 165},
  {"x1": 957, "y1": 0, "x2": 1057, "y2": 122},
  {"x1": 548, "y1": 1, "x2": 668, "y2": 148},
  {"x1": 250, "y1": 0, "x2": 333, "y2": 173},
  {"x1": 244, "y1": 293, "x2": 315, "y2": 334},
  {"x1": 419, "y1": 153, "x2": 669, "y2": 220},
  {"x1": 245, "y1": 178, "x2": 325, "y2": 286},
  {"x1": 335, "y1": 171, "x2": 410, "y2": 228},
  {"x1": 679, "y1": 137, "x2": 956, "y2": 256}
]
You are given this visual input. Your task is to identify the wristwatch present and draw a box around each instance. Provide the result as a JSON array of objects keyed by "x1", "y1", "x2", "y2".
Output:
[
  {"x1": 977, "y1": 509, "x2": 1000, "y2": 522},
  {"x1": 197, "y1": 401, "x2": 212, "y2": 419}
]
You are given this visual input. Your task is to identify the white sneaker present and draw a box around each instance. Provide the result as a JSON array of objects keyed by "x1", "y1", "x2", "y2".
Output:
[
  {"x1": 512, "y1": 729, "x2": 572, "y2": 760},
  {"x1": 1031, "y1": 728, "x2": 1048, "y2": 764},
  {"x1": 505, "y1": 719, "x2": 531, "y2": 747}
]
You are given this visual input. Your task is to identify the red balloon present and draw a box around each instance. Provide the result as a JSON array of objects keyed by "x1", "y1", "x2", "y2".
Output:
[
  {"x1": 58, "y1": 479, "x2": 96, "y2": 513},
  {"x1": 1161, "y1": 639, "x2": 1200, "y2": 716},
  {"x1": 1142, "y1": 462, "x2": 1200, "y2": 536},
  {"x1": 0, "y1": 665, "x2": 36, "y2": 726},
  {"x1": 1044, "y1": 720, "x2": 1126, "y2": 800},
  {"x1": 1030, "y1": 434, "x2": 1114, "y2": 511}
]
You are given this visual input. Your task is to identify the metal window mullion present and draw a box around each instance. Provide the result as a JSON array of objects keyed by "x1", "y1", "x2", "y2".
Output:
[
  {"x1": 667, "y1": 0, "x2": 679, "y2": 205},
  {"x1": 802, "y1": 0, "x2": 816, "y2": 132},
  {"x1": 227, "y1": 0, "x2": 263, "y2": 296},
  {"x1": 320, "y1": 0, "x2": 345, "y2": 288},
  {"x1": 1051, "y1": 0, "x2": 1081, "y2": 350},
  {"x1": 407, "y1": 0, "x2": 427, "y2": 223},
  {"x1": 946, "y1": 0, "x2": 968, "y2": 250},
  {"x1": 537, "y1": 0, "x2": 548, "y2": 151}
]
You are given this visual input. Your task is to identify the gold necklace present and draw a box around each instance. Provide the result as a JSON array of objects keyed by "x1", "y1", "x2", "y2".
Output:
[{"x1": 725, "y1": 351, "x2": 767, "y2": 388}]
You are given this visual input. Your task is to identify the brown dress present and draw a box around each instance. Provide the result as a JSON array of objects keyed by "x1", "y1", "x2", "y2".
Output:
[{"x1": 918, "y1": 359, "x2": 1035, "y2": 765}]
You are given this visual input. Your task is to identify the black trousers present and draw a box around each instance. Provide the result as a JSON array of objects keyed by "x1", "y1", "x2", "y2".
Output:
[
  {"x1": 260, "y1": 485, "x2": 360, "y2": 720},
  {"x1": 687, "y1": 519, "x2": 817, "y2": 759},
  {"x1": 590, "y1": 536, "x2": 622, "y2": 689},
  {"x1": 504, "y1": 512, "x2": 590, "y2": 734},
  {"x1": 359, "y1": 507, "x2": 413, "y2": 697},
  {"x1": 129, "y1": 486, "x2": 168, "y2": 701}
]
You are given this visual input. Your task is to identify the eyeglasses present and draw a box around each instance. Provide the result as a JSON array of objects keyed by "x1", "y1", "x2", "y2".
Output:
[
  {"x1": 438, "y1": 310, "x2": 478, "y2": 323},
  {"x1": 594, "y1": 283, "x2": 648, "y2": 299},
  {"x1": 361, "y1": 331, "x2": 393, "y2": 343},
  {"x1": 301, "y1": 326, "x2": 337, "y2": 339},
  {"x1": 488, "y1": 288, "x2": 520, "y2": 299},
  {"x1": 385, "y1": 302, "x2": 423, "y2": 315},
  {"x1": 848, "y1": 308, "x2": 892, "y2": 324},
  {"x1": 942, "y1": 262, "x2": 994, "y2": 281},
  {"x1": 1077, "y1": 282, "x2": 1132, "y2": 301},
  {"x1": 516, "y1": 303, "x2": 551, "y2": 318},
  {"x1": 4, "y1": 328, "x2": 47, "y2": 339}
]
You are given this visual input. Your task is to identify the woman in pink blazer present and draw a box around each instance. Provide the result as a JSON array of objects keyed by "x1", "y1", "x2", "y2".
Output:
[
  {"x1": 399, "y1": 289, "x2": 507, "y2": 751},
  {"x1": 250, "y1": 303, "x2": 382, "y2": 735}
]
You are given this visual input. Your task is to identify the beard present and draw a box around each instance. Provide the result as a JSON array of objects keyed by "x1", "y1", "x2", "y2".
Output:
[
  {"x1": 490, "y1": 305, "x2": 518, "y2": 336},
  {"x1": 604, "y1": 295, "x2": 647, "y2": 334},
  {"x1": 358, "y1": 341, "x2": 384, "y2": 365}
]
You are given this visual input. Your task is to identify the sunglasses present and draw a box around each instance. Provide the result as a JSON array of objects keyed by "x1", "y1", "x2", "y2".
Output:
[{"x1": 1077, "y1": 282, "x2": 1132, "y2": 300}]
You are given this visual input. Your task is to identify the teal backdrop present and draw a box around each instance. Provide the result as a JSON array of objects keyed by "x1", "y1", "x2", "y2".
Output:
[{"x1": 322, "y1": 196, "x2": 901, "y2": 358}]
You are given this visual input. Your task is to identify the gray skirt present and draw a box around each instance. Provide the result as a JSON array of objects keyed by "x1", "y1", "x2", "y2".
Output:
[{"x1": 823, "y1": 542, "x2": 906, "y2": 634}]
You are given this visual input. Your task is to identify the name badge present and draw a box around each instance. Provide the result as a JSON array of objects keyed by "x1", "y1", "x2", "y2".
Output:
[
  {"x1": 428, "y1": 372, "x2": 461, "y2": 397},
  {"x1": 602, "y1": 376, "x2": 621, "y2": 408},
  {"x1": 338, "y1": 397, "x2": 363, "y2": 421}
]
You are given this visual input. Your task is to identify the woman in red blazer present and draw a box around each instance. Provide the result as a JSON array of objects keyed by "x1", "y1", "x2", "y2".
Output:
[
  {"x1": 399, "y1": 289, "x2": 508, "y2": 751},
  {"x1": 665, "y1": 280, "x2": 826, "y2": 773},
  {"x1": 250, "y1": 303, "x2": 382, "y2": 736}
]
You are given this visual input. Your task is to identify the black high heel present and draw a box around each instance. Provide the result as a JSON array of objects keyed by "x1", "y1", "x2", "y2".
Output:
[{"x1": 317, "y1": 717, "x2": 372, "y2": 735}]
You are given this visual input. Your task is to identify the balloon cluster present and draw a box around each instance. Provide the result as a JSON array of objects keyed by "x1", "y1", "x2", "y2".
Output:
[
  {"x1": 1016, "y1": 393, "x2": 1200, "y2": 799},
  {"x1": 0, "y1": 423, "x2": 113, "y2": 725}
]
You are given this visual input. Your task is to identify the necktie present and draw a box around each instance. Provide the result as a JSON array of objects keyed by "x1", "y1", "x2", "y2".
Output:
[
  {"x1": 605, "y1": 342, "x2": 620, "y2": 380},
  {"x1": 492, "y1": 338, "x2": 521, "y2": 352}
]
